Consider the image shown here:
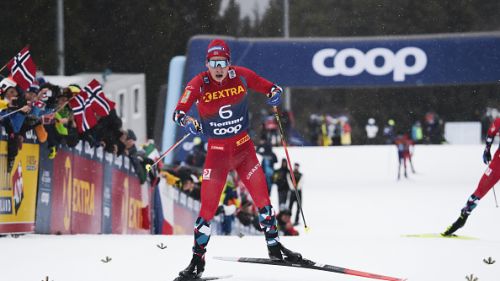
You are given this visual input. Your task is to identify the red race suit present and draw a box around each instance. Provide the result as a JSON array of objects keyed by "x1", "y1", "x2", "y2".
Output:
[
  {"x1": 473, "y1": 118, "x2": 500, "y2": 198},
  {"x1": 175, "y1": 66, "x2": 274, "y2": 220}
]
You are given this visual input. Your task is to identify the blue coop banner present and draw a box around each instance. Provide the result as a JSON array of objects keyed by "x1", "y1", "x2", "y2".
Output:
[{"x1": 185, "y1": 33, "x2": 500, "y2": 88}]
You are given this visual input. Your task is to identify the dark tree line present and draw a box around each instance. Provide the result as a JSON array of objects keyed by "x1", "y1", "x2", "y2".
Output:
[{"x1": 1, "y1": 0, "x2": 499, "y2": 139}]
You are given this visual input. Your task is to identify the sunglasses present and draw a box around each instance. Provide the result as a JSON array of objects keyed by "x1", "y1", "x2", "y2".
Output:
[{"x1": 208, "y1": 59, "x2": 229, "y2": 68}]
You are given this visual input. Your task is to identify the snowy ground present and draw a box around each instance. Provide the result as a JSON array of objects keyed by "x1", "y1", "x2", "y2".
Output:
[{"x1": 2, "y1": 145, "x2": 500, "y2": 281}]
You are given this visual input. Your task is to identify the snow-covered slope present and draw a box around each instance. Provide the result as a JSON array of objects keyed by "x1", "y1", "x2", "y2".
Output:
[{"x1": 2, "y1": 145, "x2": 499, "y2": 281}]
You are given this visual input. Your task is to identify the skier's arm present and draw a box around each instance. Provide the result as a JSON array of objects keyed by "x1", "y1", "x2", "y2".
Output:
[
  {"x1": 234, "y1": 66, "x2": 282, "y2": 106},
  {"x1": 234, "y1": 66, "x2": 274, "y2": 93},
  {"x1": 172, "y1": 76, "x2": 203, "y2": 135},
  {"x1": 486, "y1": 118, "x2": 500, "y2": 141},
  {"x1": 483, "y1": 118, "x2": 500, "y2": 164}
]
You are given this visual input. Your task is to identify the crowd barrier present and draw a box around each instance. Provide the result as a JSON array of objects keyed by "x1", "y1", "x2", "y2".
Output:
[
  {"x1": 0, "y1": 127, "x2": 149, "y2": 235},
  {"x1": 1, "y1": 129, "x2": 260, "y2": 237},
  {"x1": 34, "y1": 141, "x2": 149, "y2": 234}
]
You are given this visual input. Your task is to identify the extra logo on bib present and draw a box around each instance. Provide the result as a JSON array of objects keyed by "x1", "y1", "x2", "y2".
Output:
[{"x1": 202, "y1": 86, "x2": 245, "y2": 103}]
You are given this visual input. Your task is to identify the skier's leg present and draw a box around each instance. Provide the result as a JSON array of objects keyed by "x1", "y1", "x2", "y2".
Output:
[
  {"x1": 472, "y1": 156, "x2": 500, "y2": 200},
  {"x1": 179, "y1": 148, "x2": 229, "y2": 279},
  {"x1": 443, "y1": 154, "x2": 500, "y2": 236},
  {"x1": 234, "y1": 147, "x2": 275, "y2": 244},
  {"x1": 235, "y1": 143, "x2": 302, "y2": 262},
  {"x1": 234, "y1": 144, "x2": 271, "y2": 208},
  {"x1": 178, "y1": 217, "x2": 210, "y2": 279}
]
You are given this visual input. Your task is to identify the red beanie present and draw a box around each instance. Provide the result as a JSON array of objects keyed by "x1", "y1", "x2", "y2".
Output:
[{"x1": 206, "y1": 39, "x2": 230, "y2": 61}]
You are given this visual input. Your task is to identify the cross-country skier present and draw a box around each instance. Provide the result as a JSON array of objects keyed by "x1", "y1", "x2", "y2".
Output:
[
  {"x1": 172, "y1": 38, "x2": 303, "y2": 280},
  {"x1": 394, "y1": 133, "x2": 415, "y2": 180},
  {"x1": 442, "y1": 117, "x2": 500, "y2": 236}
]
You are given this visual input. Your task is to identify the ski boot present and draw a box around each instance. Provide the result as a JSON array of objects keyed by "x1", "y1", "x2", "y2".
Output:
[
  {"x1": 442, "y1": 212, "x2": 469, "y2": 237},
  {"x1": 268, "y1": 242, "x2": 303, "y2": 263},
  {"x1": 176, "y1": 254, "x2": 205, "y2": 281}
]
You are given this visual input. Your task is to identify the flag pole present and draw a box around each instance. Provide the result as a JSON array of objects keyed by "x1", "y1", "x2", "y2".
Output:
[
  {"x1": 0, "y1": 61, "x2": 9, "y2": 73},
  {"x1": 0, "y1": 107, "x2": 25, "y2": 120}
]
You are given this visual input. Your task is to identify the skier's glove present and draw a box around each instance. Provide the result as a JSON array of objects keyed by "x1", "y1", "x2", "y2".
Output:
[
  {"x1": 183, "y1": 116, "x2": 203, "y2": 136},
  {"x1": 267, "y1": 85, "x2": 283, "y2": 106},
  {"x1": 173, "y1": 110, "x2": 187, "y2": 126},
  {"x1": 483, "y1": 148, "x2": 491, "y2": 165},
  {"x1": 173, "y1": 110, "x2": 203, "y2": 136},
  {"x1": 483, "y1": 136, "x2": 493, "y2": 164}
]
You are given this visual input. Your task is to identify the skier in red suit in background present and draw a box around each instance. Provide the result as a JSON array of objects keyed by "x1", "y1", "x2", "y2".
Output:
[
  {"x1": 443, "y1": 117, "x2": 500, "y2": 236},
  {"x1": 173, "y1": 39, "x2": 303, "y2": 280}
]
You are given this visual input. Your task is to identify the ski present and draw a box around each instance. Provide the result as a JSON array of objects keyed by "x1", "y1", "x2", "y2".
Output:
[
  {"x1": 402, "y1": 233, "x2": 478, "y2": 240},
  {"x1": 214, "y1": 257, "x2": 406, "y2": 281},
  {"x1": 172, "y1": 275, "x2": 232, "y2": 281}
]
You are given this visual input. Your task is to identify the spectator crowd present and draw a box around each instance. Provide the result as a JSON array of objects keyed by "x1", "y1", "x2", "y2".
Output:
[{"x1": 0, "y1": 47, "x2": 157, "y2": 184}]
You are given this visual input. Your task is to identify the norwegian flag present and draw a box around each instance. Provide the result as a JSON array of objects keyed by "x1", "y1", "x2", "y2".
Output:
[
  {"x1": 68, "y1": 90, "x2": 98, "y2": 133},
  {"x1": 7, "y1": 46, "x2": 37, "y2": 91},
  {"x1": 83, "y1": 79, "x2": 115, "y2": 117}
]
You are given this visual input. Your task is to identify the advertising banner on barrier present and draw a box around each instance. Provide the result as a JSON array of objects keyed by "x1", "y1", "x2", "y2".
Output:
[
  {"x1": 173, "y1": 190, "x2": 199, "y2": 234},
  {"x1": 35, "y1": 141, "x2": 149, "y2": 235},
  {"x1": 185, "y1": 33, "x2": 500, "y2": 88},
  {"x1": 0, "y1": 141, "x2": 39, "y2": 234},
  {"x1": 49, "y1": 142, "x2": 103, "y2": 234},
  {"x1": 111, "y1": 155, "x2": 148, "y2": 234},
  {"x1": 70, "y1": 149, "x2": 103, "y2": 233},
  {"x1": 47, "y1": 150, "x2": 72, "y2": 234}
]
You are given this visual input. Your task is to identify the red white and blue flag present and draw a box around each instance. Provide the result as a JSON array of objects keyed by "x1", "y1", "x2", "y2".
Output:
[
  {"x1": 68, "y1": 89, "x2": 98, "y2": 133},
  {"x1": 83, "y1": 79, "x2": 115, "y2": 117},
  {"x1": 7, "y1": 46, "x2": 37, "y2": 91}
]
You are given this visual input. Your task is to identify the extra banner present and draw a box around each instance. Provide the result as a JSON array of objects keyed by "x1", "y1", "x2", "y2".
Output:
[{"x1": 35, "y1": 141, "x2": 149, "y2": 235}]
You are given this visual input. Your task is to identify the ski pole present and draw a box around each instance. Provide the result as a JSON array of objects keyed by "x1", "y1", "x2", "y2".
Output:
[
  {"x1": 493, "y1": 187, "x2": 499, "y2": 208},
  {"x1": 272, "y1": 106, "x2": 309, "y2": 231},
  {"x1": 145, "y1": 133, "x2": 190, "y2": 172}
]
